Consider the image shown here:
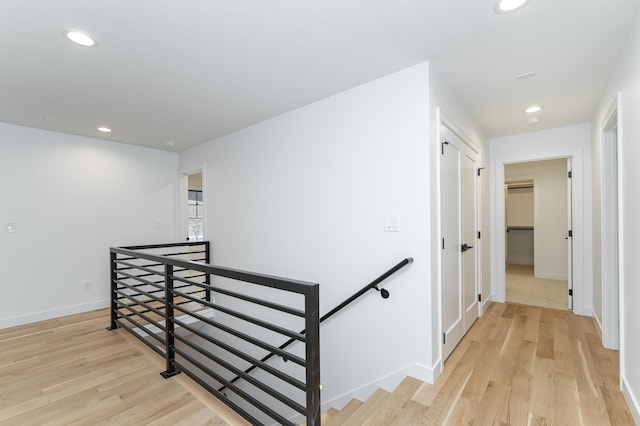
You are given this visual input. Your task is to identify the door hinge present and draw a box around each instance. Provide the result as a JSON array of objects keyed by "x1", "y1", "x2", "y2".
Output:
[
  {"x1": 478, "y1": 231, "x2": 481, "y2": 239},
  {"x1": 478, "y1": 294, "x2": 482, "y2": 302},
  {"x1": 568, "y1": 171, "x2": 573, "y2": 178},
  {"x1": 477, "y1": 167, "x2": 485, "y2": 177},
  {"x1": 568, "y1": 230, "x2": 573, "y2": 238},
  {"x1": 568, "y1": 289, "x2": 573, "y2": 296},
  {"x1": 443, "y1": 332, "x2": 446, "y2": 345},
  {"x1": 441, "y1": 141, "x2": 449, "y2": 155}
]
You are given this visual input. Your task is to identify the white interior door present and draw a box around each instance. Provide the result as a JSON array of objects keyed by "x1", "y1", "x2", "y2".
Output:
[
  {"x1": 567, "y1": 158, "x2": 573, "y2": 310},
  {"x1": 441, "y1": 125, "x2": 479, "y2": 360},
  {"x1": 441, "y1": 133, "x2": 462, "y2": 361},
  {"x1": 462, "y1": 151, "x2": 479, "y2": 332}
]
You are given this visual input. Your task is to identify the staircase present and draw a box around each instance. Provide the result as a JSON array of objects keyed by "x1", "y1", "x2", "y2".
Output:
[{"x1": 315, "y1": 376, "x2": 428, "y2": 425}]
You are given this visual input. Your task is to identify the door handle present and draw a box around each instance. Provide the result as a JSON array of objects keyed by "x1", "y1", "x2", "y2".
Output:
[{"x1": 461, "y1": 243, "x2": 474, "y2": 252}]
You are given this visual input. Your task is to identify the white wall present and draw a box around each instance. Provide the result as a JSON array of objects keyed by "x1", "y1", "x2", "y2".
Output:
[
  {"x1": 489, "y1": 123, "x2": 592, "y2": 316},
  {"x1": 428, "y1": 65, "x2": 490, "y2": 375},
  {"x1": 505, "y1": 159, "x2": 568, "y2": 279},
  {"x1": 593, "y1": 10, "x2": 640, "y2": 423},
  {"x1": 180, "y1": 63, "x2": 434, "y2": 410},
  {"x1": 0, "y1": 123, "x2": 178, "y2": 328}
]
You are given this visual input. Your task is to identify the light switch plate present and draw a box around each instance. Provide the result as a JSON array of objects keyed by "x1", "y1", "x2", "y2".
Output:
[
  {"x1": 384, "y1": 216, "x2": 399, "y2": 232},
  {"x1": 5, "y1": 222, "x2": 15, "y2": 233}
]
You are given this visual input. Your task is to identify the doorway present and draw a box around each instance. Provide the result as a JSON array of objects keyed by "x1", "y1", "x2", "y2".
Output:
[
  {"x1": 490, "y1": 129, "x2": 588, "y2": 316},
  {"x1": 182, "y1": 171, "x2": 205, "y2": 242},
  {"x1": 503, "y1": 159, "x2": 571, "y2": 311},
  {"x1": 187, "y1": 172, "x2": 204, "y2": 242},
  {"x1": 440, "y1": 121, "x2": 479, "y2": 361}
]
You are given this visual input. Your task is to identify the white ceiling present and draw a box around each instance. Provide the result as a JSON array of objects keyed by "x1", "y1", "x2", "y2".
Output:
[{"x1": 1, "y1": 1, "x2": 639, "y2": 152}]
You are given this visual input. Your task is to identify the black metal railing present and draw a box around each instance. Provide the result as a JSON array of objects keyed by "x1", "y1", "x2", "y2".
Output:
[
  {"x1": 108, "y1": 242, "x2": 320, "y2": 426},
  {"x1": 220, "y1": 257, "x2": 414, "y2": 393}
]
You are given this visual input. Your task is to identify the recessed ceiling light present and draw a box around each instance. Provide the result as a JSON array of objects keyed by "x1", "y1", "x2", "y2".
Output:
[
  {"x1": 525, "y1": 105, "x2": 543, "y2": 113},
  {"x1": 63, "y1": 30, "x2": 98, "y2": 47},
  {"x1": 165, "y1": 141, "x2": 176, "y2": 148},
  {"x1": 97, "y1": 127, "x2": 112, "y2": 133},
  {"x1": 527, "y1": 117, "x2": 541, "y2": 125},
  {"x1": 494, "y1": 0, "x2": 531, "y2": 14}
]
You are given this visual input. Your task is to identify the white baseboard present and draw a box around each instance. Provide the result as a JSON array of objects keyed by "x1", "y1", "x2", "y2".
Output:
[
  {"x1": 0, "y1": 299, "x2": 110, "y2": 329},
  {"x1": 480, "y1": 294, "x2": 493, "y2": 315},
  {"x1": 592, "y1": 308, "x2": 603, "y2": 338},
  {"x1": 535, "y1": 272, "x2": 568, "y2": 280},
  {"x1": 321, "y1": 362, "x2": 437, "y2": 413},
  {"x1": 430, "y1": 358, "x2": 444, "y2": 384},
  {"x1": 622, "y1": 376, "x2": 640, "y2": 426},
  {"x1": 506, "y1": 257, "x2": 533, "y2": 265}
]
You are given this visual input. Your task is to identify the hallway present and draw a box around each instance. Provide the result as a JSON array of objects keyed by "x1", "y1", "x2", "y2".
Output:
[
  {"x1": 322, "y1": 302, "x2": 633, "y2": 425},
  {"x1": 419, "y1": 302, "x2": 633, "y2": 425}
]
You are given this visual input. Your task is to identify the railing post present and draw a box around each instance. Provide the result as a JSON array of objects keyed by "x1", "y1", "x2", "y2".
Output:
[
  {"x1": 106, "y1": 250, "x2": 119, "y2": 331},
  {"x1": 204, "y1": 241, "x2": 212, "y2": 302},
  {"x1": 161, "y1": 263, "x2": 180, "y2": 378},
  {"x1": 305, "y1": 284, "x2": 321, "y2": 426}
]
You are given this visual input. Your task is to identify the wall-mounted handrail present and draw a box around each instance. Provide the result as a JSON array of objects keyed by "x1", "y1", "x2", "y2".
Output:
[
  {"x1": 220, "y1": 257, "x2": 413, "y2": 392},
  {"x1": 319, "y1": 257, "x2": 413, "y2": 323}
]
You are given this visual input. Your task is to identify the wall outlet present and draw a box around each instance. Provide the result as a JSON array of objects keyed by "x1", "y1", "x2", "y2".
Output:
[{"x1": 83, "y1": 281, "x2": 92, "y2": 291}]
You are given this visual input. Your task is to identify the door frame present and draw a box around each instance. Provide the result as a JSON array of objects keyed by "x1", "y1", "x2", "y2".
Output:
[
  {"x1": 504, "y1": 162, "x2": 572, "y2": 310},
  {"x1": 490, "y1": 141, "x2": 588, "y2": 316},
  {"x1": 600, "y1": 93, "x2": 622, "y2": 350},
  {"x1": 437, "y1": 111, "x2": 482, "y2": 363}
]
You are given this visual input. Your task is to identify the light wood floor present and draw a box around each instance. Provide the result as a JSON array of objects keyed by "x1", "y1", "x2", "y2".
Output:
[
  {"x1": 323, "y1": 303, "x2": 634, "y2": 425},
  {"x1": 0, "y1": 309, "x2": 249, "y2": 425},
  {"x1": 411, "y1": 302, "x2": 633, "y2": 425},
  {"x1": 506, "y1": 264, "x2": 568, "y2": 310},
  {"x1": 1, "y1": 304, "x2": 634, "y2": 425}
]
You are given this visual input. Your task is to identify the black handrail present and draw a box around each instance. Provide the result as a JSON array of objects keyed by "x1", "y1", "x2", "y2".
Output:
[
  {"x1": 219, "y1": 257, "x2": 413, "y2": 393},
  {"x1": 318, "y1": 257, "x2": 413, "y2": 322}
]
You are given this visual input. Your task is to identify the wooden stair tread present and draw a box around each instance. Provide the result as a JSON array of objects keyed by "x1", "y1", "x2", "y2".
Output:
[
  {"x1": 324, "y1": 399, "x2": 363, "y2": 425},
  {"x1": 321, "y1": 407, "x2": 339, "y2": 422},
  {"x1": 386, "y1": 399, "x2": 431, "y2": 425},
  {"x1": 362, "y1": 376, "x2": 424, "y2": 425},
  {"x1": 341, "y1": 388, "x2": 392, "y2": 425},
  {"x1": 300, "y1": 407, "x2": 339, "y2": 426}
]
